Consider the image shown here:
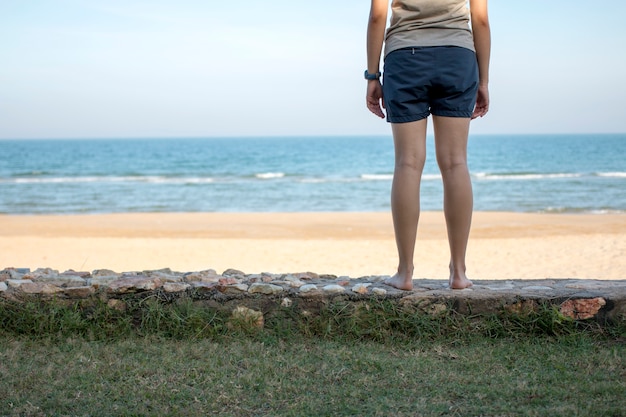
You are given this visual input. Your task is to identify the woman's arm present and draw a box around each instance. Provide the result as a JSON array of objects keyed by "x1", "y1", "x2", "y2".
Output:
[
  {"x1": 366, "y1": 0, "x2": 389, "y2": 118},
  {"x1": 469, "y1": 0, "x2": 491, "y2": 118},
  {"x1": 367, "y1": 0, "x2": 388, "y2": 75}
]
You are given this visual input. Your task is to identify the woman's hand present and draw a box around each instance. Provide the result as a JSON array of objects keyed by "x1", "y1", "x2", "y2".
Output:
[
  {"x1": 366, "y1": 79, "x2": 385, "y2": 118},
  {"x1": 471, "y1": 84, "x2": 489, "y2": 119}
]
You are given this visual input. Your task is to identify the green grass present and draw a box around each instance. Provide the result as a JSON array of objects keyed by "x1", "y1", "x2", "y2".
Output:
[
  {"x1": 0, "y1": 298, "x2": 624, "y2": 416},
  {"x1": 2, "y1": 297, "x2": 624, "y2": 342},
  {"x1": 1, "y1": 335, "x2": 624, "y2": 416}
]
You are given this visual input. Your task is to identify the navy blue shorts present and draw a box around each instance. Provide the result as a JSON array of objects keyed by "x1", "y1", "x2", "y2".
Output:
[{"x1": 382, "y1": 46, "x2": 479, "y2": 123}]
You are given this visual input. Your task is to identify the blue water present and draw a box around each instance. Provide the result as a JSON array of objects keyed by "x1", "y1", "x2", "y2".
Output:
[{"x1": 0, "y1": 134, "x2": 624, "y2": 214}]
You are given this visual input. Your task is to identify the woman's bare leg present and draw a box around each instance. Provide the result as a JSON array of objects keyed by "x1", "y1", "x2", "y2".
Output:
[
  {"x1": 384, "y1": 119, "x2": 427, "y2": 291},
  {"x1": 433, "y1": 116, "x2": 474, "y2": 289}
]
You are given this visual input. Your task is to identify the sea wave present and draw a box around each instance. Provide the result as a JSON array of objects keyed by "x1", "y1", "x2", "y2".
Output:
[
  {"x1": 299, "y1": 178, "x2": 327, "y2": 184},
  {"x1": 255, "y1": 172, "x2": 285, "y2": 179},
  {"x1": 473, "y1": 172, "x2": 582, "y2": 180},
  {"x1": 360, "y1": 174, "x2": 393, "y2": 181},
  {"x1": 1, "y1": 170, "x2": 623, "y2": 186},
  {"x1": 595, "y1": 172, "x2": 626, "y2": 178},
  {"x1": 541, "y1": 206, "x2": 626, "y2": 214},
  {"x1": 360, "y1": 173, "x2": 442, "y2": 181},
  {"x1": 0, "y1": 176, "x2": 215, "y2": 185}
]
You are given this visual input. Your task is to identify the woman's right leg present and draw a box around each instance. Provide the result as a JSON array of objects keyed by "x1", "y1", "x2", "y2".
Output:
[
  {"x1": 433, "y1": 115, "x2": 474, "y2": 289},
  {"x1": 385, "y1": 119, "x2": 428, "y2": 291}
]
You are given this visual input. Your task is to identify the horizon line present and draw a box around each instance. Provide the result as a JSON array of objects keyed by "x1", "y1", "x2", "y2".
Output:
[{"x1": 2, "y1": 132, "x2": 626, "y2": 141}]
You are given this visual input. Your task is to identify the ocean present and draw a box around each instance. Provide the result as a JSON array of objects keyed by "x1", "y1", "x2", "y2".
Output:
[{"x1": 0, "y1": 134, "x2": 624, "y2": 214}]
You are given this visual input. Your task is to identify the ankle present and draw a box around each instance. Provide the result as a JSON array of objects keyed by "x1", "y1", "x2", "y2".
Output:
[
  {"x1": 397, "y1": 266, "x2": 414, "y2": 280},
  {"x1": 449, "y1": 262, "x2": 466, "y2": 275}
]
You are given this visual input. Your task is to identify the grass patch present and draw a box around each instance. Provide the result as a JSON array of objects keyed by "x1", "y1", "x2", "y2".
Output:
[
  {"x1": 1, "y1": 335, "x2": 624, "y2": 416},
  {"x1": 1, "y1": 297, "x2": 624, "y2": 342},
  {"x1": 301, "y1": 299, "x2": 625, "y2": 342},
  {"x1": 0, "y1": 297, "x2": 228, "y2": 341},
  {"x1": 0, "y1": 298, "x2": 625, "y2": 415}
]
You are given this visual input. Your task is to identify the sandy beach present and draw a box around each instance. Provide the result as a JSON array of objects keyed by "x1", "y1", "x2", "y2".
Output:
[{"x1": 0, "y1": 212, "x2": 624, "y2": 280}]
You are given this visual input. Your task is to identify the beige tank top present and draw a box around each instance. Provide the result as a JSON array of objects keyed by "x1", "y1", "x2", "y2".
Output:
[{"x1": 384, "y1": 0, "x2": 475, "y2": 56}]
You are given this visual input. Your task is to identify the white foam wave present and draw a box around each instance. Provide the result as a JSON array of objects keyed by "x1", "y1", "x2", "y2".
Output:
[
  {"x1": 473, "y1": 173, "x2": 582, "y2": 180},
  {"x1": 360, "y1": 173, "x2": 441, "y2": 181},
  {"x1": 148, "y1": 177, "x2": 215, "y2": 184},
  {"x1": 360, "y1": 174, "x2": 393, "y2": 181},
  {"x1": 596, "y1": 172, "x2": 626, "y2": 178},
  {"x1": 255, "y1": 172, "x2": 285, "y2": 179},
  {"x1": 2, "y1": 176, "x2": 215, "y2": 185}
]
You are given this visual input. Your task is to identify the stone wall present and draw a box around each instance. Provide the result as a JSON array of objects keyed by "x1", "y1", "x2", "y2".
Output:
[{"x1": 1, "y1": 267, "x2": 625, "y2": 324}]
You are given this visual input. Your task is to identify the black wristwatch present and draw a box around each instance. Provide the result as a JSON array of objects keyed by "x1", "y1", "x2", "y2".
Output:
[{"x1": 364, "y1": 70, "x2": 382, "y2": 80}]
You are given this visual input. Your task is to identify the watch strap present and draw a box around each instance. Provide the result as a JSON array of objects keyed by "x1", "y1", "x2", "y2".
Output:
[{"x1": 364, "y1": 70, "x2": 381, "y2": 80}]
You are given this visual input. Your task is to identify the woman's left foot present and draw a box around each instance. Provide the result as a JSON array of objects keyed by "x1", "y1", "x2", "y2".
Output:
[{"x1": 384, "y1": 273, "x2": 414, "y2": 291}]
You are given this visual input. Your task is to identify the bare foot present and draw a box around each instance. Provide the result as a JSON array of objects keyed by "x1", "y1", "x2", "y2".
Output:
[
  {"x1": 448, "y1": 262, "x2": 473, "y2": 289},
  {"x1": 384, "y1": 273, "x2": 414, "y2": 291},
  {"x1": 449, "y1": 275, "x2": 473, "y2": 290}
]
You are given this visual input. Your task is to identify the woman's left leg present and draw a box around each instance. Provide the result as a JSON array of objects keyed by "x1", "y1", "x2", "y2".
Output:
[{"x1": 384, "y1": 119, "x2": 428, "y2": 291}]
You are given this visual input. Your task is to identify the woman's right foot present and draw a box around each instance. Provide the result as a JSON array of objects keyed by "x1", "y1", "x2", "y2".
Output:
[
  {"x1": 448, "y1": 262, "x2": 473, "y2": 289},
  {"x1": 449, "y1": 274, "x2": 473, "y2": 289}
]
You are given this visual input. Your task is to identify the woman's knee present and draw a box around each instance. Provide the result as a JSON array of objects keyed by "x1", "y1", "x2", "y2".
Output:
[
  {"x1": 395, "y1": 153, "x2": 426, "y2": 172},
  {"x1": 436, "y1": 153, "x2": 467, "y2": 173}
]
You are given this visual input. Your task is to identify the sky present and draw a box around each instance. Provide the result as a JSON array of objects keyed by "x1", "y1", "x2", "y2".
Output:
[{"x1": 1, "y1": 0, "x2": 625, "y2": 139}]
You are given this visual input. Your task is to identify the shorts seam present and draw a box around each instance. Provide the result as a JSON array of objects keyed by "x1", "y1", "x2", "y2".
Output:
[
  {"x1": 387, "y1": 111, "x2": 430, "y2": 124},
  {"x1": 431, "y1": 109, "x2": 473, "y2": 118}
]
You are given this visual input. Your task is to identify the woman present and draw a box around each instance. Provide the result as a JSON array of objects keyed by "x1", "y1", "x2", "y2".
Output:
[{"x1": 366, "y1": 0, "x2": 490, "y2": 290}]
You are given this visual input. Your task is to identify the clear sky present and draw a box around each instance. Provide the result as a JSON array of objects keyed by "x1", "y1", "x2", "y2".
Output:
[{"x1": 1, "y1": 0, "x2": 625, "y2": 139}]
